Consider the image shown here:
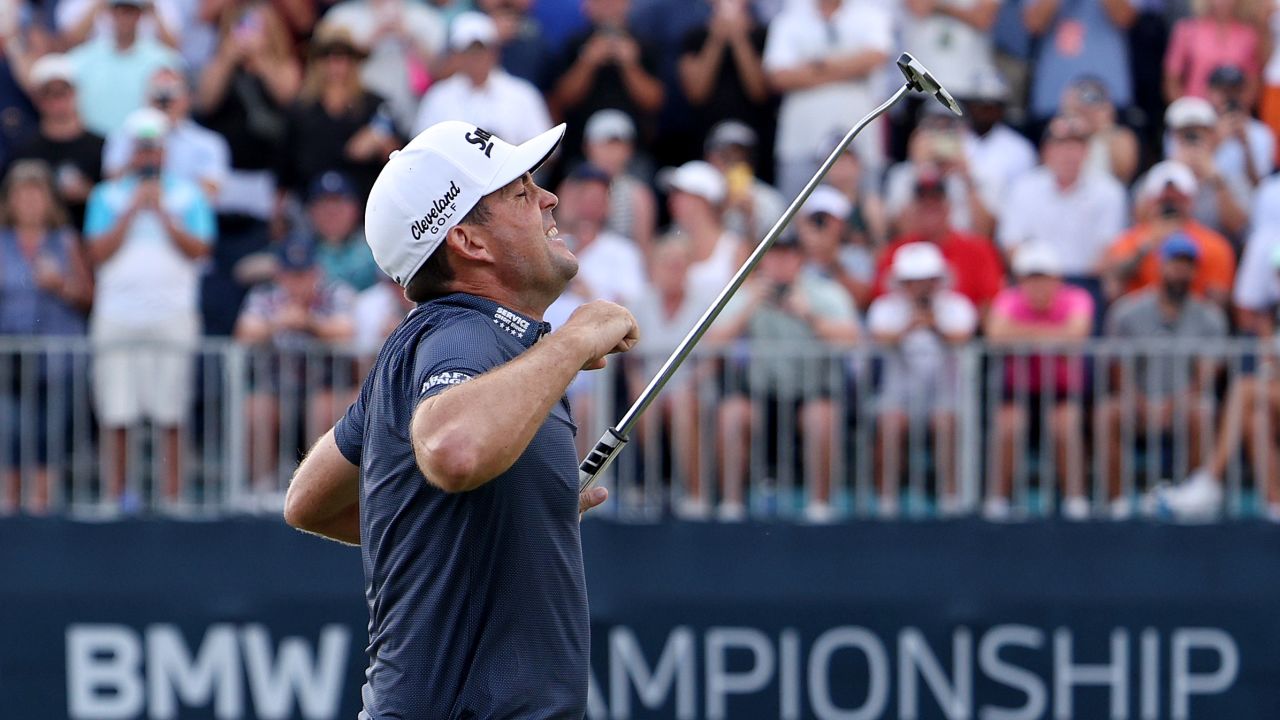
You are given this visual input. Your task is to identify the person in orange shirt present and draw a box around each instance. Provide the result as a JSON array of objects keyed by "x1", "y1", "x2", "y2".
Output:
[{"x1": 1103, "y1": 159, "x2": 1235, "y2": 306}]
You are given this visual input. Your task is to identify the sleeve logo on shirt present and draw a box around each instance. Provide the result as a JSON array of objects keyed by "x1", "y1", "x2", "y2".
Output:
[
  {"x1": 422, "y1": 371, "x2": 473, "y2": 396},
  {"x1": 411, "y1": 181, "x2": 463, "y2": 240},
  {"x1": 493, "y1": 307, "x2": 530, "y2": 338},
  {"x1": 465, "y1": 128, "x2": 495, "y2": 158}
]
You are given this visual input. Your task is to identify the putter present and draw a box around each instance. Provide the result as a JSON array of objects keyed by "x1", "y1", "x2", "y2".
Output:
[{"x1": 578, "y1": 52, "x2": 962, "y2": 493}]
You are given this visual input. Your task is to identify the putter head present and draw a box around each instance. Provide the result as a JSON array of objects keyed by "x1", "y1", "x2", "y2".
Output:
[{"x1": 897, "y1": 52, "x2": 963, "y2": 116}]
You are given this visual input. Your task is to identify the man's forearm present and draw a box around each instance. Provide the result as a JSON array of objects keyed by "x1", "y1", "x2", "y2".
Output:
[{"x1": 412, "y1": 329, "x2": 590, "y2": 492}]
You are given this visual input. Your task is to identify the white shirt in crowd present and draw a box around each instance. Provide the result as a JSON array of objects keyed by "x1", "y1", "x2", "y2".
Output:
[
  {"x1": 629, "y1": 281, "x2": 718, "y2": 389},
  {"x1": 1216, "y1": 120, "x2": 1276, "y2": 185},
  {"x1": 687, "y1": 231, "x2": 743, "y2": 293},
  {"x1": 897, "y1": 0, "x2": 996, "y2": 98},
  {"x1": 867, "y1": 288, "x2": 977, "y2": 413},
  {"x1": 353, "y1": 281, "x2": 409, "y2": 356},
  {"x1": 966, "y1": 124, "x2": 1037, "y2": 212},
  {"x1": 103, "y1": 118, "x2": 231, "y2": 192},
  {"x1": 324, "y1": 0, "x2": 447, "y2": 132},
  {"x1": 413, "y1": 69, "x2": 552, "y2": 144},
  {"x1": 546, "y1": 230, "x2": 646, "y2": 328},
  {"x1": 1251, "y1": 174, "x2": 1280, "y2": 233},
  {"x1": 1233, "y1": 228, "x2": 1280, "y2": 312},
  {"x1": 762, "y1": 0, "x2": 893, "y2": 167},
  {"x1": 56, "y1": 0, "x2": 183, "y2": 45},
  {"x1": 998, "y1": 167, "x2": 1128, "y2": 277}
]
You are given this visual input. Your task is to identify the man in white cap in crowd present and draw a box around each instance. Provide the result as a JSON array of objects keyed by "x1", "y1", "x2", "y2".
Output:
[
  {"x1": 702, "y1": 119, "x2": 785, "y2": 244},
  {"x1": 83, "y1": 106, "x2": 216, "y2": 510},
  {"x1": 582, "y1": 108, "x2": 657, "y2": 255},
  {"x1": 1162, "y1": 96, "x2": 1249, "y2": 240},
  {"x1": 868, "y1": 241, "x2": 977, "y2": 518},
  {"x1": 413, "y1": 11, "x2": 551, "y2": 144},
  {"x1": 282, "y1": 120, "x2": 638, "y2": 719}
]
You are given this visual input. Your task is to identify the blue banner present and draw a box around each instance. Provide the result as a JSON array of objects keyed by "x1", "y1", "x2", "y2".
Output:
[{"x1": 0, "y1": 518, "x2": 1276, "y2": 719}]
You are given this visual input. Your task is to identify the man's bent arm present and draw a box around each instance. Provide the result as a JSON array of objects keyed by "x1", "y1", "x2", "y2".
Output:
[
  {"x1": 284, "y1": 429, "x2": 361, "y2": 545},
  {"x1": 411, "y1": 328, "x2": 594, "y2": 493}
]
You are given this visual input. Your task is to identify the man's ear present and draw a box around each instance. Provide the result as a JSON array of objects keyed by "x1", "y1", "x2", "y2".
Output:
[{"x1": 445, "y1": 223, "x2": 494, "y2": 265}]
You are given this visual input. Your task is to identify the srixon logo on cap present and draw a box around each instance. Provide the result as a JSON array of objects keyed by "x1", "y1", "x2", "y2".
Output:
[
  {"x1": 411, "y1": 181, "x2": 462, "y2": 240},
  {"x1": 465, "y1": 127, "x2": 495, "y2": 158}
]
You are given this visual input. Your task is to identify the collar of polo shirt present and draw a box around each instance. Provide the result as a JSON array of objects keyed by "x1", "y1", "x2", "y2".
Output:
[{"x1": 365, "y1": 121, "x2": 566, "y2": 287}]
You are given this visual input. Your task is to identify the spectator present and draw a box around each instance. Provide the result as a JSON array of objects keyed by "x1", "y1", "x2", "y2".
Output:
[
  {"x1": 678, "y1": 0, "x2": 771, "y2": 160},
  {"x1": 702, "y1": 120, "x2": 784, "y2": 246},
  {"x1": 959, "y1": 67, "x2": 1037, "y2": 221},
  {"x1": 659, "y1": 160, "x2": 743, "y2": 291},
  {"x1": 84, "y1": 108, "x2": 215, "y2": 507},
  {"x1": 353, "y1": 273, "x2": 412, "y2": 357},
  {"x1": 303, "y1": 171, "x2": 380, "y2": 292},
  {"x1": 1022, "y1": 0, "x2": 1136, "y2": 123},
  {"x1": 822, "y1": 140, "x2": 888, "y2": 249},
  {"x1": 582, "y1": 109, "x2": 657, "y2": 256},
  {"x1": 194, "y1": 0, "x2": 301, "y2": 334},
  {"x1": 413, "y1": 12, "x2": 552, "y2": 143},
  {"x1": 1061, "y1": 75, "x2": 1140, "y2": 184},
  {"x1": 323, "y1": 0, "x2": 446, "y2": 134},
  {"x1": 64, "y1": 0, "x2": 181, "y2": 137},
  {"x1": 11, "y1": 54, "x2": 104, "y2": 232},
  {"x1": 885, "y1": 110, "x2": 993, "y2": 237},
  {"x1": 277, "y1": 24, "x2": 399, "y2": 204},
  {"x1": 999, "y1": 116, "x2": 1127, "y2": 301},
  {"x1": 1262, "y1": 0, "x2": 1280, "y2": 164},
  {"x1": 763, "y1": 0, "x2": 892, "y2": 199},
  {"x1": 1098, "y1": 235, "x2": 1227, "y2": 518},
  {"x1": 234, "y1": 234, "x2": 355, "y2": 488},
  {"x1": 1157, "y1": 242, "x2": 1280, "y2": 521},
  {"x1": 868, "y1": 242, "x2": 977, "y2": 518},
  {"x1": 0, "y1": 160, "x2": 92, "y2": 514},
  {"x1": 1204, "y1": 65, "x2": 1275, "y2": 190},
  {"x1": 901, "y1": 0, "x2": 999, "y2": 102},
  {"x1": 1104, "y1": 160, "x2": 1236, "y2": 306},
  {"x1": 1164, "y1": 0, "x2": 1260, "y2": 103},
  {"x1": 104, "y1": 67, "x2": 231, "y2": 199},
  {"x1": 1162, "y1": 96, "x2": 1250, "y2": 239},
  {"x1": 985, "y1": 243, "x2": 1093, "y2": 520},
  {"x1": 797, "y1": 185, "x2": 874, "y2": 309},
  {"x1": 629, "y1": 234, "x2": 718, "y2": 518},
  {"x1": 56, "y1": 0, "x2": 182, "y2": 49},
  {"x1": 876, "y1": 171, "x2": 1005, "y2": 313},
  {"x1": 549, "y1": 0, "x2": 664, "y2": 164},
  {"x1": 477, "y1": 0, "x2": 553, "y2": 87},
  {"x1": 708, "y1": 234, "x2": 859, "y2": 522}
]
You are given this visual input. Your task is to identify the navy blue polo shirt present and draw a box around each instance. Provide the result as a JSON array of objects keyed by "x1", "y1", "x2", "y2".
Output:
[{"x1": 333, "y1": 291, "x2": 587, "y2": 720}]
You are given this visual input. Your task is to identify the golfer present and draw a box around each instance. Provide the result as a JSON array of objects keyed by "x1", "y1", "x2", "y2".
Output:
[{"x1": 282, "y1": 120, "x2": 639, "y2": 719}]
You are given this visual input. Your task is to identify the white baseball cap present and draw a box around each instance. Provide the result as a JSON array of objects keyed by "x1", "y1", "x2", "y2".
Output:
[
  {"x1": 584, "y1": 109, "x2": 635, "y2": 143},
  {"x1": 365, "y1": 120, "x2": 566, "y2": 286},
  {"x1": 125, "y1": 107, "x2": 169, "y2": 141},
  {"x1": 657, "y1": 160, "x2": 725, "y2": 204},
  {"x1": 1140, "y1": 160, "x2": 1197, "y2": 200},
  {"x1": 1012, "y1": 242, "x2": 1062, "y2": 277},
  {"x1": 800, "y1": 185, "x2": 851, "y2": 220},
  {"x1": 30, "y1": 53, "x2": 76, "y2": 88},
  {"x1": 1165, "y1": 96, "x2": 1217, "y2": 129},
  {"x1": 450, "y1": 11, "x2": 499, "y2": 51},
  {"x1": 892, "y1": 242, "x2": 947, "y2": 281}
]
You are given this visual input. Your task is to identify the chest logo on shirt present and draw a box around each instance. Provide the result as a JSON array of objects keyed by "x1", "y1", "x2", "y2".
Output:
[
  {"x1": 422, "y1": 371, "x2": 473, "y2": 396},
  {"x1": 493, "y1": 307, "x2": 530, "y2": 338},
  {"x1": 411, "y1": 181, "x2": 462, "y2": 240},
  {"x1": 465, "y1": 128, "x2": 495, "y2": 158}
]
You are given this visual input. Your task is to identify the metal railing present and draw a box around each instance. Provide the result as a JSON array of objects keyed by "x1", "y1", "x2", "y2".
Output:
[{"x1": 0, "y1": 336, "x2": 1274, "y2": 521}]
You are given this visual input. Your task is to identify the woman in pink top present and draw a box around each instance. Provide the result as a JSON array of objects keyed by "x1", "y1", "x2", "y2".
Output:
[
  {"x1": 983, "y1": 244, "x2": 1093, "y2": 521},
  {"x1": 1165, "y1": 0, "x2": 1261, "y2": 102}
]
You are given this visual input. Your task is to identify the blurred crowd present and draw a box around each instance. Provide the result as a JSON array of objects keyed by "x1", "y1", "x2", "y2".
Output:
[{"x1": 2, "y1": 0, "x2": 1280, "y2": 520}]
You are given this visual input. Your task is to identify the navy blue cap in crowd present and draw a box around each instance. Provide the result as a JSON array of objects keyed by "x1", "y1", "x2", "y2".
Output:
[
  {"x1": 308, "y1": 171, "x2": 357, "y2": 202},
  {"x1": 278, "y1": 233, "x2": 318, "y2": 271}
]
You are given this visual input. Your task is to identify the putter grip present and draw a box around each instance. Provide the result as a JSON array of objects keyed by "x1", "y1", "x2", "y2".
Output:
[{"x1": 578, "y1": 428, "x2": 628, "y2": 491}]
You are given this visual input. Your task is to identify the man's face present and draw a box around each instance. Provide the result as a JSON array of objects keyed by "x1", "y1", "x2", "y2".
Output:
[
  {"x1": 308, "y1": 194, "x2": 359, "y2": 241},
  {"x1": 1044, "y1": 136, "x2": 1086, "y2": 185},
  {"x1": 761, "y1": 246, "x2": 803, "y2": 285},
  {"x1": 149, "y1": 71, "x2": 190, "y2": 121},
  {"x1": 964, "y1": 100, "x2": 1002, "y2": 136},
  {"x1": 279, "y1": 267, "x2": 319, "y2": 302},
  {"x1": 1021, "y1": 274, "x2": 1060, "y2": 309},
  {"x1": 36, "y1": 81, "x2": 76, "y2": 120},
  {"x1": 584, "y1": 138, "x2": 630, "y2": 174},
  {"x1": 132, "y1": 143, "x2": 164, "y2": 173},
  {"x1": 650, "y1": 242, "x2": 689, "y2": 295},
  {"x1": 1161, "y1": 257, "x2": 1197, "y2": 300},
  {"x1": 901, "y1": 277, "x2": 939, "y2": 302},
  {"x1": 797, "y1": 212, "x2": 843, "y2": 261},
  {"x1": 457, "y1": 43, "x2": 498, "y2": 83},
  {"x1": 1153, "y1": 186, "x2": 1192, "y2": 219},
  {"x1": 1172, "y1": 124, "x2": 1216, "y2": 153},
  {"x1": 706, "y1": 144, "x2": 749, "y2": 171},
  {"x1": 474, "y1": 173, "x2": 575, "y2": 295},
  {"x1": 568, "y1": 179, "x2": 609, "y2": 226},
  {"x1": 668, "y1": 189, "x2": 712, "y2": 226},
  {"x1": 913, "y1": 188, "x2": 949, "y2": 235},
  {"x1": 111, "y1": 4, "x2": 142, "y2": 39}
]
